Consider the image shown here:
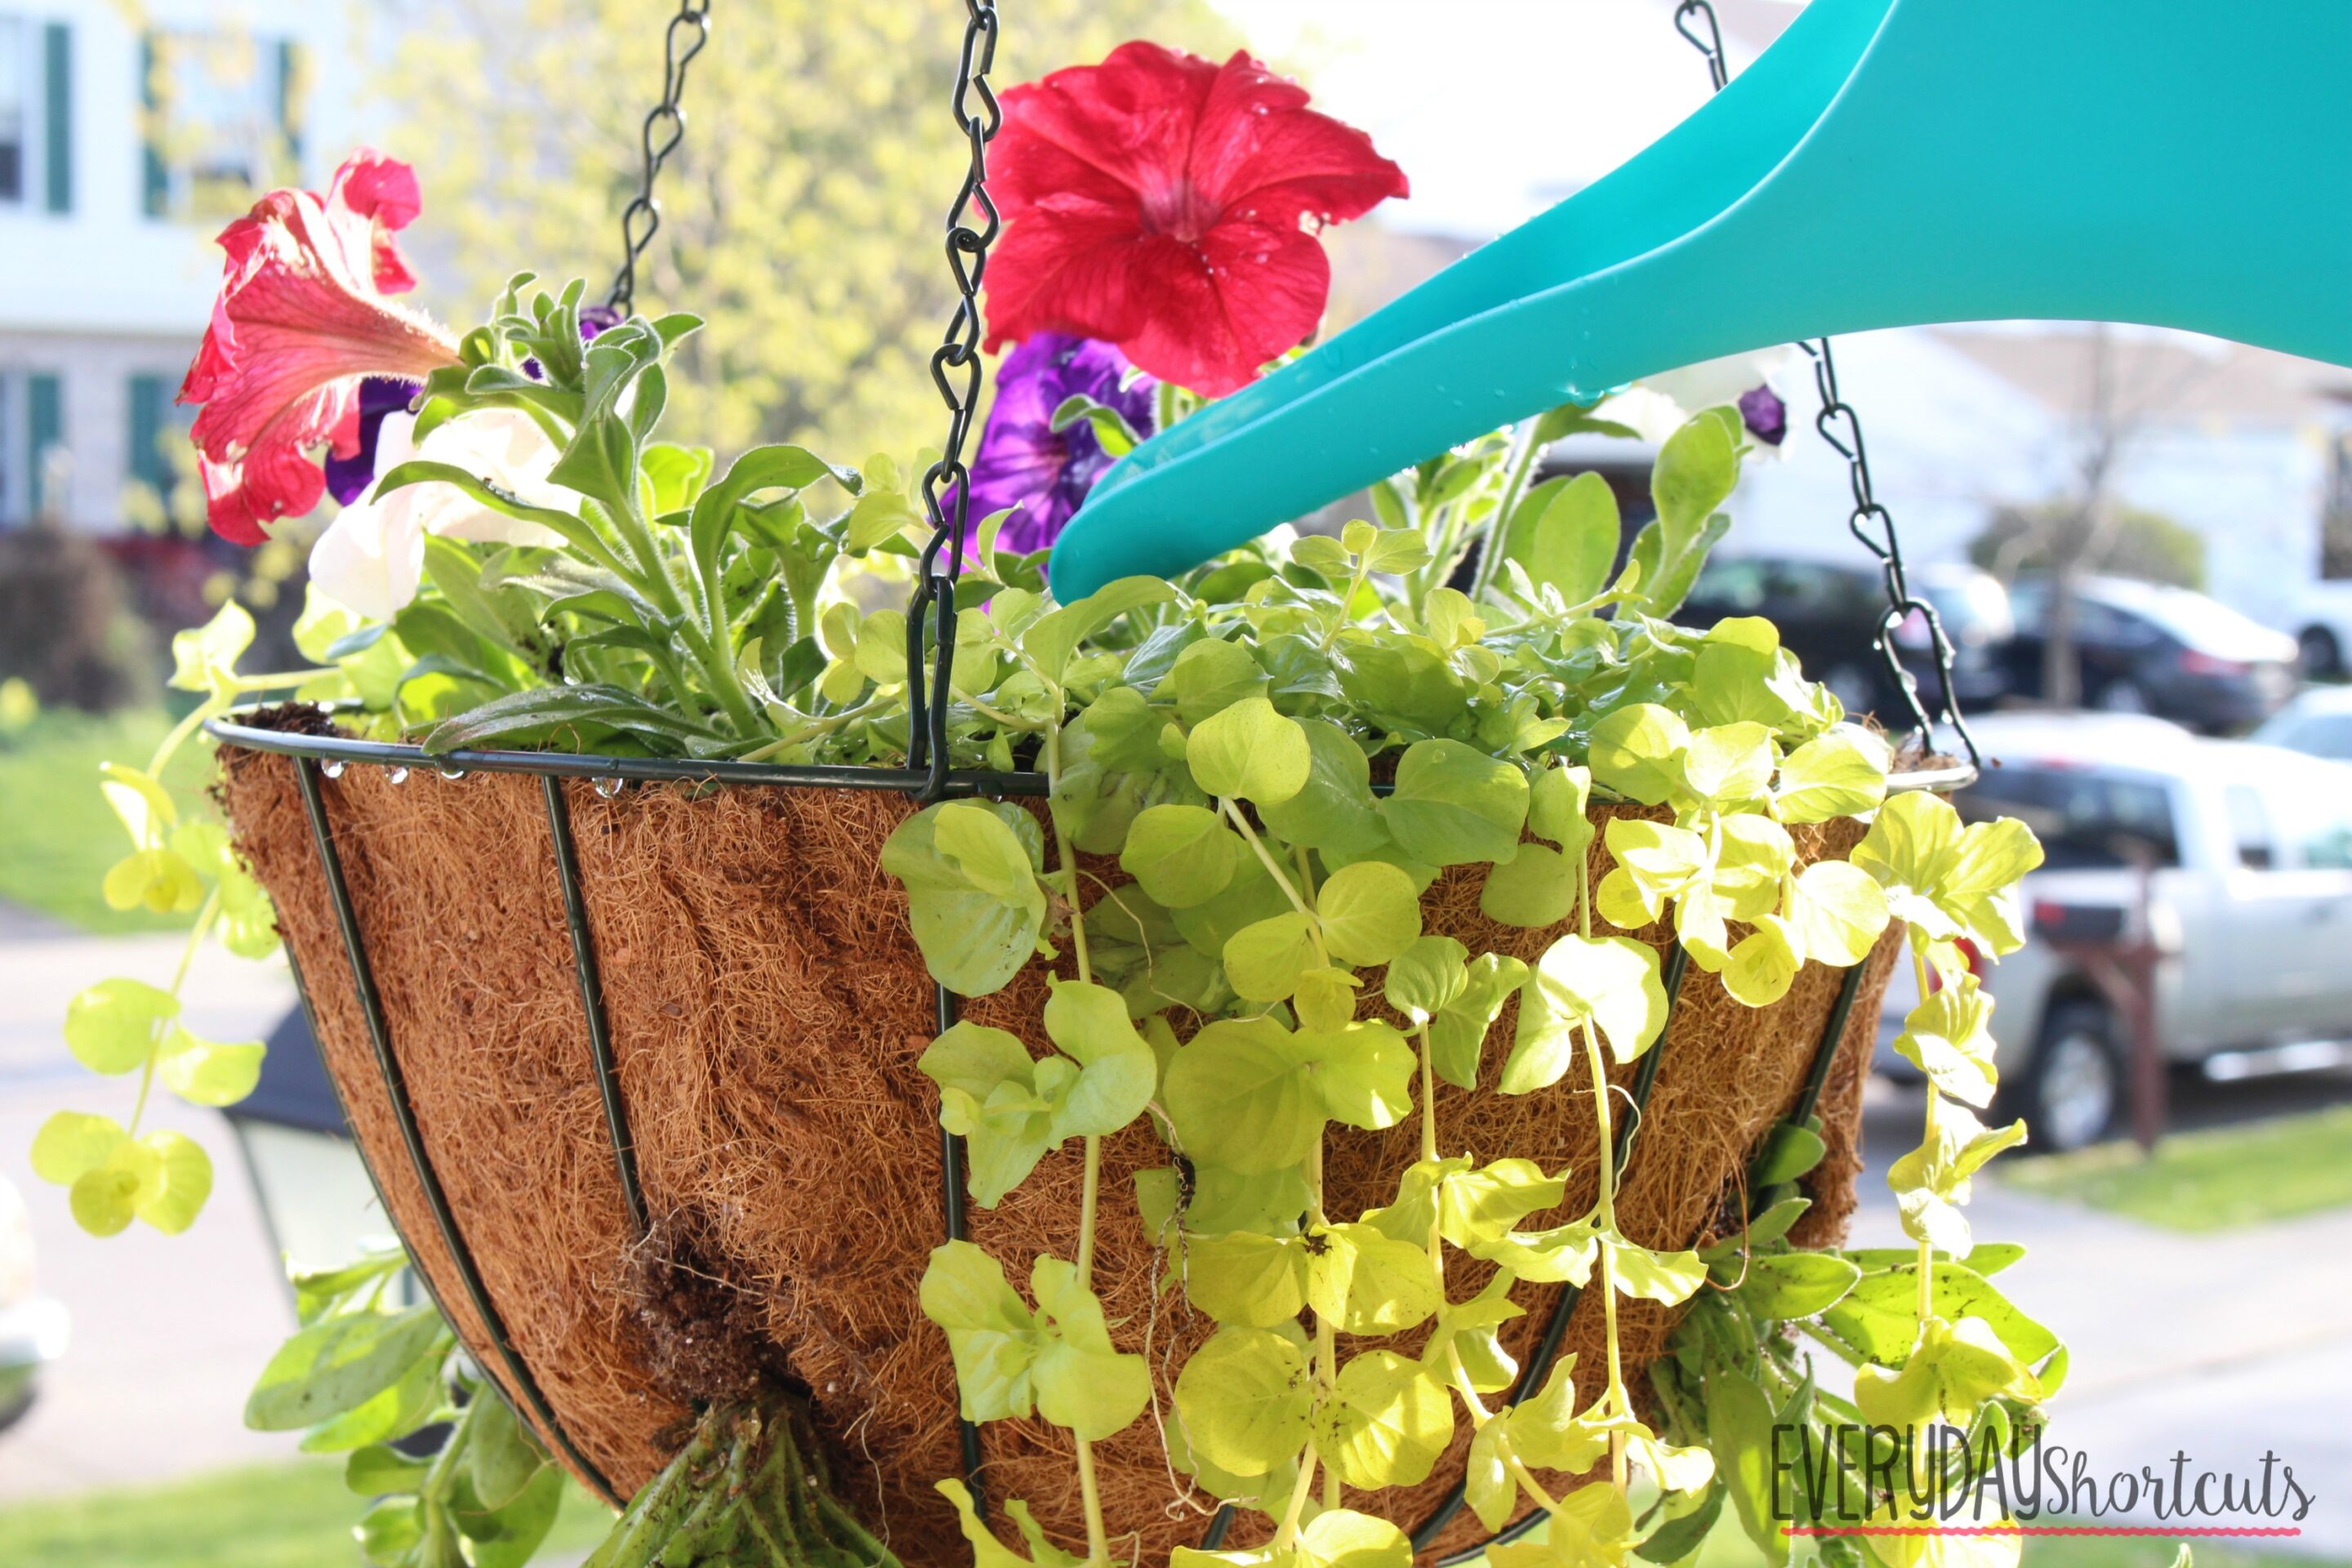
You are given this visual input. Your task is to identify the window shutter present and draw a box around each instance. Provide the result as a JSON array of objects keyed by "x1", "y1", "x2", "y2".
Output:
[
  {"x1": 127, "y1": 373, "x2": 172, "y2": 493},
  {"x1": 139, "y1": 33, "x2": 167, "y2": 217},
  {"x1": 28, "y1": 373, "x2": 63, "y2": 519},
  {"x1": 41, "y1": 22, "x2": 69, "y2": 214}
]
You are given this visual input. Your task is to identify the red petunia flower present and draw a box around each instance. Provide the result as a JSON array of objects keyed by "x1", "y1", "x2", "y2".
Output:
[
  {"x1": 178, "y1": 149, "x2": 463, "y2": 544},
  {"x1": 983, "y1": 42, "x2": 1407, "y2": 399}
]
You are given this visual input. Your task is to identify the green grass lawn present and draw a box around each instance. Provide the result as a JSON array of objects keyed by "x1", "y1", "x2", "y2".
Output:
[
  {"x1": 0, "y1": 1459, "x2": 616, "y2": 1568},
  {"x1": 0, "y1": 705, "x2": 220, "y2": 934},
  {"x1": 1995, "y1": 1102, "x2": 2352, "y2": 1231}
]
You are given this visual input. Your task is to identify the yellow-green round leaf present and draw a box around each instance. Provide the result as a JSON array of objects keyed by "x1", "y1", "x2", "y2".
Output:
[
  {"x1": 136, "y1": 1131, "x2": 213, "y2": 1234},
  {"x1": 1775, "y1": 726, "x2": 1891, "y2": 823},
  {"x1": 1294, "y1": 966, "x2": 1363, "y2": 1034},
  {"x1": 1587, "y1": 704, "x2": 1692, "y2": 807},
  {"x1": 64, "y1": 978, "x2": 180, "y2": 1075},
  {"x1": 1724, "y1": 916, "x2": 1801, "y2": 1008},
  {"x1": 30, "y1": 1110, "x2": 128, "y2": 1186},
  {"x1": 1312, "y1": 1349, "x2": 1454, "y2": 1489},
  {"x1": 1316, "y1": 860, "x2": 1423, "y2": 966},
  {"x1": 1477, "y1": 843, "x2": 1580, "y2": 928},
  {"x1": 158, "y1": 1027, "x2": 267, "y2": 1107},
  {"x1": 1173, "y1": 1327, "x2": 1313, "y2": 1478},
  {"x1": 1187, "y1": 697, "x2": 1311, "y2": 805},
  {"x1": 1120, "y1": 804, "x2": 1243, "y2": 909},
  {"x1": 1382, "y1": 935, "x2": 1469, "y2": 1021},
  {"x1": 1527, "y1": 764, "x2": 1594, "y2": 853},
  {"x1": 1383, "y1": 740, "x2": 1530, "y2": 867},
  {"x1": 1223, "y1": 912, "x2": 1321, "y2": 1003},
  {"x1": 70, "y1": 1165, "x2": 141, "y2": 1236},
  {"x1": 103, "y1": 848, "x2": 204, "y2": 915},
  {"x1": 1790, "y1": 860, "x2": 1891, "y2": 968},
  {"x1": 1298, "y1": 1510, "x2": 1415, "y2": 1568}
]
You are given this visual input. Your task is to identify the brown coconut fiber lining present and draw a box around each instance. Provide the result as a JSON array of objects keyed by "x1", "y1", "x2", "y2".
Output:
[{"x1": 218, "y1": 739, "x2": 1900, "y2": 1566}]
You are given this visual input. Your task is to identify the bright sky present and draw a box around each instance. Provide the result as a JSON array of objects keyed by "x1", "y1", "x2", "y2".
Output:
[{"x1": 1206, "y1": 0, "x2": 1786, "y2": 241}]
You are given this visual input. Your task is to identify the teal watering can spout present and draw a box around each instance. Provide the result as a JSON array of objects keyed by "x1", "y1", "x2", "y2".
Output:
[{"x1": 1049, "y1": 0, "x2": 2352, "y2": 601}]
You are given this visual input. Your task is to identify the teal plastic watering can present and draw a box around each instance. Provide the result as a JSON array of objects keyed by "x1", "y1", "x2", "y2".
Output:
[{"x1": 1047, "y1": 0, "x2": 2352, "y2": 600}]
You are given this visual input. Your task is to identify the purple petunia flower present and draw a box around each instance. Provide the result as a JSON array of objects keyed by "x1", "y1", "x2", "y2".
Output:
[
  {"x1": 323, "y1": 376, "x2": 421, "y2": 505},
  {"x1": 959, "y1": 333, "x2": 1156, "y2": 555},
  {"x1": 1738, "y1": 384, "x2": 1788, "y2": 447},
  {"x1": 523, "y1": 303, "x2": 623, "y2": 382}
]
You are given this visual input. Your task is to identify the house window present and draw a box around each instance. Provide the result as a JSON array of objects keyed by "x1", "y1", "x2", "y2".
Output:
[
  {"x1": 0, "y1": 369, "x2": 65, "y2": 525},
  {"x1": 126, "y1": 372, "x2": 194, "y2": 521},
  {"x1": 141, "y1": 29, "x2": 303, "y2": 220},
  {"x1": 0, "y1": 17, "x2": 69, "y2": 213},
  {"x1": 0, "y1": 17, "x2": 26, "y2": 206}
]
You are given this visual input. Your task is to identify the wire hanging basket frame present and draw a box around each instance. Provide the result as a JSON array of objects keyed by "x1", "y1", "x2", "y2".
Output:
[{"x1": 203, "y1": 0, "x2": 1982, "y2": 1556}]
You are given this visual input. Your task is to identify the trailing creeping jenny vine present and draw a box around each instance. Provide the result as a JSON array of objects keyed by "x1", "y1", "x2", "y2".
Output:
[{"x1": 46, "y1": 274, "x2": 2061, "y2": 1568}]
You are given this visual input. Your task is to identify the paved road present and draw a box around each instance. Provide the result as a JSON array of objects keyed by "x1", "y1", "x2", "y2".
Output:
[{"x1": 2, "y1": 910, "x2": 2346, "y2": 1560}]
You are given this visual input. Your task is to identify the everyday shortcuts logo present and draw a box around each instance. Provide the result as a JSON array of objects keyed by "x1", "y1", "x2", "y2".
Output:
[{"x1": 1771, "y1": 1423, "x2": 2316, "y2": 1540}]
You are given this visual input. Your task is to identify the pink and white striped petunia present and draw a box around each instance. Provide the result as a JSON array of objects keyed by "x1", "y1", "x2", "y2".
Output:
[{"x1": 177, "y1": 149, "x2": 464, "y2": 545}]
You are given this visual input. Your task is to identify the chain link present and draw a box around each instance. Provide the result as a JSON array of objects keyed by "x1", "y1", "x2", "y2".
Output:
[
  {"x1": 1673, "y1": 1, "x2": 1979, "y2": 769},
  {"x1": 607, "y1": 1, "x2": 713, "y2": 317},
  {"x1": 906, "y1": 0, "x2": 1004, "y2": 800}
]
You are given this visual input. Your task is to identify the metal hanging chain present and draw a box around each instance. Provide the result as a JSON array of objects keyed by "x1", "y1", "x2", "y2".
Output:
[
  {"x1": 906, "y1": 0, "x2": 1004, "y2": 801},
  {"x1": 1673, "y1": 1, "x2": 1980, "y2": 772},
  {"x1": 607, "y1": 1, "x2": 713, "y2": 317}
]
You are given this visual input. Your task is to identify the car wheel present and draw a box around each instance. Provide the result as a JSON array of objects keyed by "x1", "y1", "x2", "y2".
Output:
[
  {"x1": 2013, "y1": 1000, "x2": 2123, "y2": 1153},
  {"x1": 2299, "y1": 626, "x2": 2344, "y2": 680},
  {"x1": 2095, "y1": 679, "x2": 2150, "y2": 715}
]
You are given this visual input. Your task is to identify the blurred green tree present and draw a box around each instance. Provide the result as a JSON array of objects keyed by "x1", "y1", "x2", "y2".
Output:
[
  {"x1": 1971, "y1": 501, "x2": 2207, "y2": 591},
  {"x1": 372, "y1": 1, "x2": 1231, "y2": 466}
]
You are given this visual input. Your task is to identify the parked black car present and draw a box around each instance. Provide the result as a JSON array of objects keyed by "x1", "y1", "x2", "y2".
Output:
[
  {"x1": 1677, "y1": 555, "x2": 2015, "y2": 720},
  {"x1": 2000, "y1": 576, "x2": 2298, "y2": 733}
]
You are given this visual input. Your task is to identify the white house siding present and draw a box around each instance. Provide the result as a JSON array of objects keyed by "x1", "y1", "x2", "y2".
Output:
[
  {"x1": 1705, "y1": 327, "x2": 2070, "y2": 572},
  {"x1": 2111, "y1": 425, "x2": 2328, "y2": 626},
  {"x1": 0, "y1": 0, "x2": 362, "y2": 531}
]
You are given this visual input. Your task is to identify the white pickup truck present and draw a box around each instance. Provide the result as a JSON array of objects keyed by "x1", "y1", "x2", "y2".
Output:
[{"x1": 1876, "y1": 712, "x2": 2352, "y2": 1149}]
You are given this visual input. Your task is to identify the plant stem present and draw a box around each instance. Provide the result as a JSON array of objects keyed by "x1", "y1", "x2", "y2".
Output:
[
  {"x1": 1584, "y1": 1027, "x2": 1629, "y2": 1494},
  {"x1": 1469, "y1": 417, "x2": 1544, "y2": 605},
  {"x1": 1418, "y1": 1024, "x2": 1440, "y2": 1165},
  {"x1": 148, "y1": 701, "x2": 218, "y2": 777},
  {"x1": 1049, "y1": 719, "x2": 1111, "y2": 1568},
  {"x1": 1272, "y1": 1450, "x2": 1321, "y2": 1553},
  {"x1": 1219, "y1": 799, "x2": 1329, "y2": 964},
  {"x1": 1306, "y1": 1136, "x2": 1341, "y2": 1512},
  {"x1": 676, "y1": 621, "x2": 763, "y2": 738},
  {"x1": 1076, "y1": 1138, "x2": 1102, "y2": 1290},
  {"x1": 733, "y1": 699, "x2": 890, "y2": 761},
  {"x1": 127, "y1": 891, "x2": 220, "y2": 1138},
  {"x1": 1074, "y1": 1440, "x2": 1110, "y2": 1567},
  {"x1": 1446, "y1": 1346, "x2": 1569, "y2": 1520},
  {"x1": 1579, "y1": 827, "x2": 1594, "y2": 942},
  {"x1": 1909, "y1": 935, "x2": 1937, "y2": 1323}
]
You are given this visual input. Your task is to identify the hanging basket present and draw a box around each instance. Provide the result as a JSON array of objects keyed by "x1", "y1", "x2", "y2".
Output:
[{"x1": 212, "y1": 709, "x2": 1943, "y2": 1566}]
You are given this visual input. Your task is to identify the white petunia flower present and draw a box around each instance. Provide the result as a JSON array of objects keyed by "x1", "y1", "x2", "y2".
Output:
[{"x1": 308, "y1": 408, "x2": 575, "y2": 621}]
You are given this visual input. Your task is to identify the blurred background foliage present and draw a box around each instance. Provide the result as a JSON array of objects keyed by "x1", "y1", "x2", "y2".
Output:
[
  {"x1": 1972, "y1": 500, "x2": 2209, "y2": 591},
  {"x1": 372, "y1": 0, "x2": 1234, "y2": 466}
]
